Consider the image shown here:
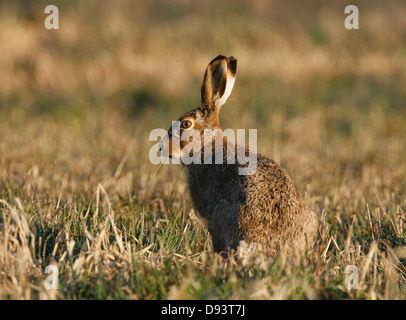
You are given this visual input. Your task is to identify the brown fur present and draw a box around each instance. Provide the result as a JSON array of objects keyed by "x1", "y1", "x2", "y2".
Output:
[{"x1": 161, "y1": 55, "x2": 318, "y2": 257}]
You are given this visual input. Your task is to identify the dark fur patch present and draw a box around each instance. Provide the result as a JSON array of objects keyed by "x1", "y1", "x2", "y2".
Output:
[{"x1": 201, "y1": 55, "x2": 228, "y2": 110}]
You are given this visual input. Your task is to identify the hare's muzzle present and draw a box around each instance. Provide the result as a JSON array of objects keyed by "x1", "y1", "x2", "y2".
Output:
[{"x1": 158, "y1": 134, "x2": 175, "y2": 159}]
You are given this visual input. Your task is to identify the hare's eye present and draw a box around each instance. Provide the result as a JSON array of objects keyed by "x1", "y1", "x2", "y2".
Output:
[{"x1": 181, "y1": 120, "x2": 192, "y2": 129}]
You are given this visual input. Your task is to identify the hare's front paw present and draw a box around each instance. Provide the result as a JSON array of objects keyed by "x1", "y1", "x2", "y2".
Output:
[{"x1": 208, "y1": 200, "x2": 239, "y2": 252}]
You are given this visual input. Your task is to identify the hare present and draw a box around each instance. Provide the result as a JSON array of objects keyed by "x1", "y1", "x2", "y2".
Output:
[{"x1": 160, "y1": 55, "x2": 318, "y2": 257}]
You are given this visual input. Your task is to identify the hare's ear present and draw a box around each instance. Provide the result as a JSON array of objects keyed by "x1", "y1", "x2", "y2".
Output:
[{"x1": 201, "y1": 55, "x2": 237, "y2": 113}]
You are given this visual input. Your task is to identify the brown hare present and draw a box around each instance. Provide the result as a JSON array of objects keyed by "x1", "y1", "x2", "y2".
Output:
[{"x1": 160, "y1": 55, "x2": 318, "y2": 257}]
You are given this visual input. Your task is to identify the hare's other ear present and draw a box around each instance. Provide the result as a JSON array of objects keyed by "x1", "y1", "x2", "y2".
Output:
[{"x1": 201, "y1": 55, "x2": 237, "y2": 113}]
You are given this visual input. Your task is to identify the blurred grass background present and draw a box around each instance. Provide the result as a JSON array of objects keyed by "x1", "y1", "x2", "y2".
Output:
[{"x1": 0, "y1": 0, "x2": 405, "y2": 299}]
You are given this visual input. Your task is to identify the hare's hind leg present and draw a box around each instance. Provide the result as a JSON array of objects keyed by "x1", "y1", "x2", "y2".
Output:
[{"x1": 208, "y1": 200, "x2": 239, "y2": 253}]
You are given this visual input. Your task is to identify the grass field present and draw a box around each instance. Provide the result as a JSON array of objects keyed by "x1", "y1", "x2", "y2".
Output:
[{"x1": 0, "y1": 0, "x2": 405, "y2": 299}]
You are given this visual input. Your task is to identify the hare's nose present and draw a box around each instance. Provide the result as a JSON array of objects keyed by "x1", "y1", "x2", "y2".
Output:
[{"x1": 158, "y1": 138, "x2": 167, "y2": 152}]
